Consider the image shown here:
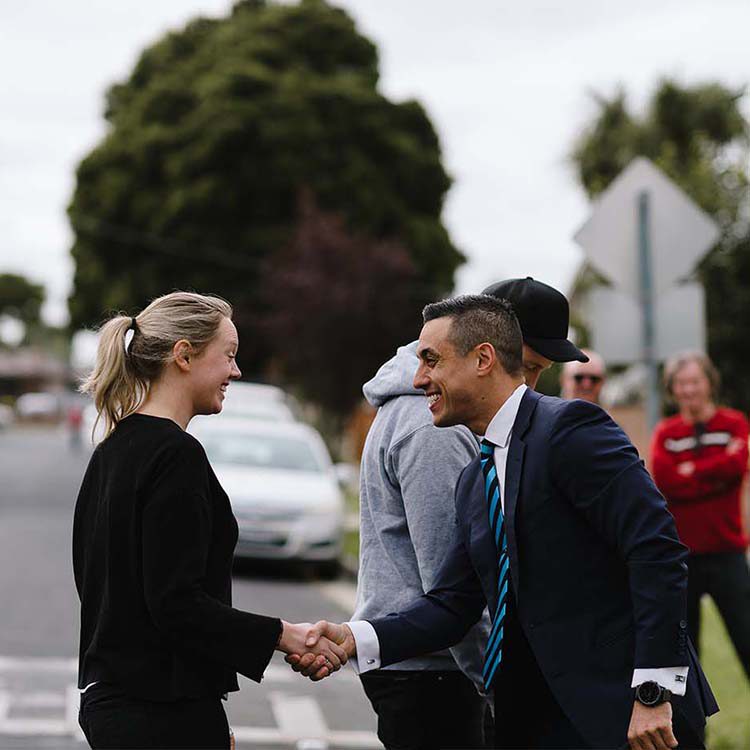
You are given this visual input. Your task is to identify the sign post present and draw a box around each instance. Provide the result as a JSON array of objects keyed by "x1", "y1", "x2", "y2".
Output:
[
  {"x1": 637, "y1": 191, "x2": 660, "y2": 430},
  {"x1": 574, "y1": 157, "x2": 720, "y2": 430}
]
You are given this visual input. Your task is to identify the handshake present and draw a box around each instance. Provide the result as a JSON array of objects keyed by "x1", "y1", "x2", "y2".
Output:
[{"x1": 277, "y1": 620, "x2": 357, "y2": 681}]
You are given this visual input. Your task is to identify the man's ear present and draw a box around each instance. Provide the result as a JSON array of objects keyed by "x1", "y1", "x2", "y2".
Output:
[
  {"x1": 173, "y1": 339, "x2": 193, "y2": 372},
  {"x1": 475, "y1": 342, "x2": 496, "y2": 376}
]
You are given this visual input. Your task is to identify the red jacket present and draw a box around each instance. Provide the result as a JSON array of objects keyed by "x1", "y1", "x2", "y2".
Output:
[{"x1": 650, "y1": 407, "x2": 749, "y2": 554}]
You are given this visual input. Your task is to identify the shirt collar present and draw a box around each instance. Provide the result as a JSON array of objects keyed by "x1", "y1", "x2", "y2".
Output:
[{"x1": 483, "y1": 383, "x2": 528, "y2": 449}]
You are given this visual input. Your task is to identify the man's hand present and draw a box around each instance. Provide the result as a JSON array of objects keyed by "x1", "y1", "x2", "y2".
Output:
[
  {"x1": 307, "y1": 621, "x2": 357, "y2": 656},
  {"x1": 285, "y1": 621, "x2": 357, "y2": 680},
  {"x1": 276, "y1": 621, "x2": 348, "y2": 681},
  {"x1": 627, "y1": 701, "x2": 678, "y2": 750}
]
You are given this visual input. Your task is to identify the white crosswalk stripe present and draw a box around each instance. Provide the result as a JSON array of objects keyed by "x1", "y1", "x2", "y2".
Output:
[
  {"x1": 232, "y1": 725, "x2": 381, "y2": 748},
  {"x1": 272, "y1": 691, "x2": 329, "y2": 739},
  {"x1": 0, "y1": 656, "x2": 77, "y2": 672},
  {"x1": 13, "y1": 691, "x2": 65, "y2": 708}
]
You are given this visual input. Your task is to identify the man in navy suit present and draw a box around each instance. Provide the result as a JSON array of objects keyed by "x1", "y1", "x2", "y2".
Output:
[{"x1": 297, "y1": 294, "x2": 717, "y2": 749}]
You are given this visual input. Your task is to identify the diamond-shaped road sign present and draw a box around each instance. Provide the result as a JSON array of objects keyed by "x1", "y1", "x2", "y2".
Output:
[
  {"x1": 574, "y1": 157, "x2": 720, "y2": 298},
  {"x1": 580, "y1": 282, "x2": 706, "y2": 366}
]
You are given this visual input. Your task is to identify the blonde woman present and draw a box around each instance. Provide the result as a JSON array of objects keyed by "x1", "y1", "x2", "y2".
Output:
[{"x1": 73, "y1": 292, "x2": 345, "y2": 750}]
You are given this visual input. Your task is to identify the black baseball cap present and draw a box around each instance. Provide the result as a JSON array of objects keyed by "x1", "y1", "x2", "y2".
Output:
[{"x1": 483, "y1": 277, "x2": 588, "y2": 363}]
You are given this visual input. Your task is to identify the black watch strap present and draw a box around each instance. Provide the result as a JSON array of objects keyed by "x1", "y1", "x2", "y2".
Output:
[{"x1": 635, "y1": 681, "x2": 672, "y2": 706}]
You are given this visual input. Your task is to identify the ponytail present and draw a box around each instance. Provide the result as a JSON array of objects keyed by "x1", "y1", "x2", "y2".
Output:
[{"x1": 80, "y1": 316, "x2": 148, "y2": 441}]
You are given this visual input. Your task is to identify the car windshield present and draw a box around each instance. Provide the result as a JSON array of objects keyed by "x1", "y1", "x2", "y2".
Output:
[{"x1": 199, "y1": 432, "x2": 325, "y2": 473}]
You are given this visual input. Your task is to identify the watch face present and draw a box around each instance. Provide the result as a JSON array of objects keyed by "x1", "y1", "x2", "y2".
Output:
[{"x1": 638, "y1": 681, "x2": 660, "y2": 705}]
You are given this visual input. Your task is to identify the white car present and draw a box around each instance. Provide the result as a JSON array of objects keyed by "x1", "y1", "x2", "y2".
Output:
[
  {"x1": 189, "y1": 418, "x2": 345, "y2": 575},
  {"x1": 211, "y1": 381, "x2": 297, "y2": 422}
]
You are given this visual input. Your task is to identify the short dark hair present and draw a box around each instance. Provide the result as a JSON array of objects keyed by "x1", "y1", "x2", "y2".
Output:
[{"x1": 422, "y1": 294, "x2": 523, "y2": 376}]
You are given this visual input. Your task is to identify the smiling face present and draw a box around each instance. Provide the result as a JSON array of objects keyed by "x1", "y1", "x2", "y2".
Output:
[
  {"x1": 413, "y1": 317, "x2": 489, "y2": 430},
  {"x1": 189, "y1": 316, "x2": 242, "y2": 415},
  {"x1": 671, "y1": 360, "x2": 714, "y2": 416}
]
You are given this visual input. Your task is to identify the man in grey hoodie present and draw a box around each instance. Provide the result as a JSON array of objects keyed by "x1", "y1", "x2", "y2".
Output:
[
  {"x1": 354, "y1": 340, "x2": 489, "y2": 749},
  {"x1": 351, "y1": 278, "x2": 589, "y2": 749}
]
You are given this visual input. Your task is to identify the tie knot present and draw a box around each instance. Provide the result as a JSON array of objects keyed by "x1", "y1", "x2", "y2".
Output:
[{"x1": 480, "y1": 438, "x2": 496, "y2": 455}]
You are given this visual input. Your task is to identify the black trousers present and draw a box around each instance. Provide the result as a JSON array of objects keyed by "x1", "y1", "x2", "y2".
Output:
[
  {"x1": 78, "y1": 683, "x2": 231, "y2": 750},
  {"x1": 361, "y1": 669, "x2": 489, "y2": 749},
  {"x1": 687, "y1": 550, "x2": 750, "y2": 679}
]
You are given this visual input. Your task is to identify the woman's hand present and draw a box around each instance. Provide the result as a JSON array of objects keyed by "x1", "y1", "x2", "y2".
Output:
[
  {"x1": 277, "y1": 621, "x2": 348, "y2": 681},
  {"x1": 284, "y1": 621, "x2": 356, "y2": 681}
]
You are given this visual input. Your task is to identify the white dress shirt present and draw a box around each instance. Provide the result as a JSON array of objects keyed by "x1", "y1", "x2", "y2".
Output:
[{"x1": 348, "y1": 384, "x2": 687, "y2": 693}]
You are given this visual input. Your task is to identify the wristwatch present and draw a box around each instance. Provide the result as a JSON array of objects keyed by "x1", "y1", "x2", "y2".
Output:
[{"x1": 635, "y1": 681, "x2": 672, "y2": 707}]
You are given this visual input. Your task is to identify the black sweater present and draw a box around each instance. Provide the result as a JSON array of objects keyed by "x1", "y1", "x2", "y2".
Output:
[{"x1": 72, "y1": 413, "x2": 282, "y2": 701}]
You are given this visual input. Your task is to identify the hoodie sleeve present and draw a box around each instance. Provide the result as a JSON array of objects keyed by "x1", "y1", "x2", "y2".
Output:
[{"x1": 389, "y1": 422, "x2": 489, "y2": 688}]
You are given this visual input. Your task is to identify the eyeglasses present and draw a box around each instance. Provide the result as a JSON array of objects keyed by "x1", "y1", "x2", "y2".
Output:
[{"x1": 573, "y1": 374, "x2": 603, "y2": 384}]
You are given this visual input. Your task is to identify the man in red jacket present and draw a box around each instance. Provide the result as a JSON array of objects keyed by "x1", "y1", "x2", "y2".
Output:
[{"x1": 651, "y1": 351, "x2": 750, "y2": 682}]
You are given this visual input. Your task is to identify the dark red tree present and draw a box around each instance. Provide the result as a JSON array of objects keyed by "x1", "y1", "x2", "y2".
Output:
[{"x1": 262, "y1": 193, "x2": 430, "y2": 416}]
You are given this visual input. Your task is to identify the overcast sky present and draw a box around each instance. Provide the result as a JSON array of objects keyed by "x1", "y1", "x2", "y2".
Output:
[{"x1": 2, "y1": 0, "x2": 749, "y2": 326}]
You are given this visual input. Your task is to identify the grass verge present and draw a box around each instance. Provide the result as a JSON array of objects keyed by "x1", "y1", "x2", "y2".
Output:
[{"x1": 701, "y1": 597, "x2": 750, "y2": 749}]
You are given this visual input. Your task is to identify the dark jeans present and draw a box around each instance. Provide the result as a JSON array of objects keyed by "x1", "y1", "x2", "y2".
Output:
[
  {"x1": 361, "y1": 669, "x2": 489, "y2": 749},
  {"x1": 687, "y1": 550, "x2": 750, "y2": 679},
  {"x1": 78, "y1": 683, "x2": 231, "y2": 749}
]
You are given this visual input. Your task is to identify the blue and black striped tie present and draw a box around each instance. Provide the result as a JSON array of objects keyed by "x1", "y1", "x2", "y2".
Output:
[{"x1": 480, "y1": 438, "x2": 509, "y2": 691}]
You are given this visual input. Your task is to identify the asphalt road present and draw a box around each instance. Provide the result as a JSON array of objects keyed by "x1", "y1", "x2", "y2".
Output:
[{"x1": 0, "y1": 426, "x2": 378, "y2": 750}]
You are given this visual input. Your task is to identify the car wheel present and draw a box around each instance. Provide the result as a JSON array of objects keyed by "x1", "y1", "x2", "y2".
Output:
[{"x1": 317, "y1": 560, "x2": 340, "y2": 580}]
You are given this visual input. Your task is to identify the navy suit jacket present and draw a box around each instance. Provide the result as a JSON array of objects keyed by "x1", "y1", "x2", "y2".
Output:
[{"x1": 370, "y1": 389, "x2": 718, "y2": 748}]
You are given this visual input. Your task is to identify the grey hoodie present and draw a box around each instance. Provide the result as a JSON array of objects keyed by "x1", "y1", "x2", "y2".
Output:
[{"x1": 353, "y1": 342, "x2": 490, "y2": 687}]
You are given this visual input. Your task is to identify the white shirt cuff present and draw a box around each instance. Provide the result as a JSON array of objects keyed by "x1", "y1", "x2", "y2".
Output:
[
  {"x1": 345, "y1": 620, "x2": 381, "y2": 674},
  {"x1": 631, "y1": 667, "x2": 689, "y2": 696}
]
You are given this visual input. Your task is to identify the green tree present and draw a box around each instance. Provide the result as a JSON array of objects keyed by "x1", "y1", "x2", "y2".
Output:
[
  {"x1": 571, "y1": 80, "x2": 750, "y2": 411},
  {"x1": 68, "y1": 0, "x2": 462, "y2": 398},
  {"x1": 0, "y1": 273, "x2": 45, "y2": 344}
]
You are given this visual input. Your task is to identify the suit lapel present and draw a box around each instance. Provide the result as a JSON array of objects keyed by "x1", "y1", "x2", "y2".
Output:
[
  {"x1": 504, "y1": 437, "x2": 525, "y2": 597},
  {"x1": 503, "y1": 388, "x2": 540, "y2": 600}
]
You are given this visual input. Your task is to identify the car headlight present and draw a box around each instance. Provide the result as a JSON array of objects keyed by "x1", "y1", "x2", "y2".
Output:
[{"x1": 301, "y1": 510, "x2": 342, "y2": 536}]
